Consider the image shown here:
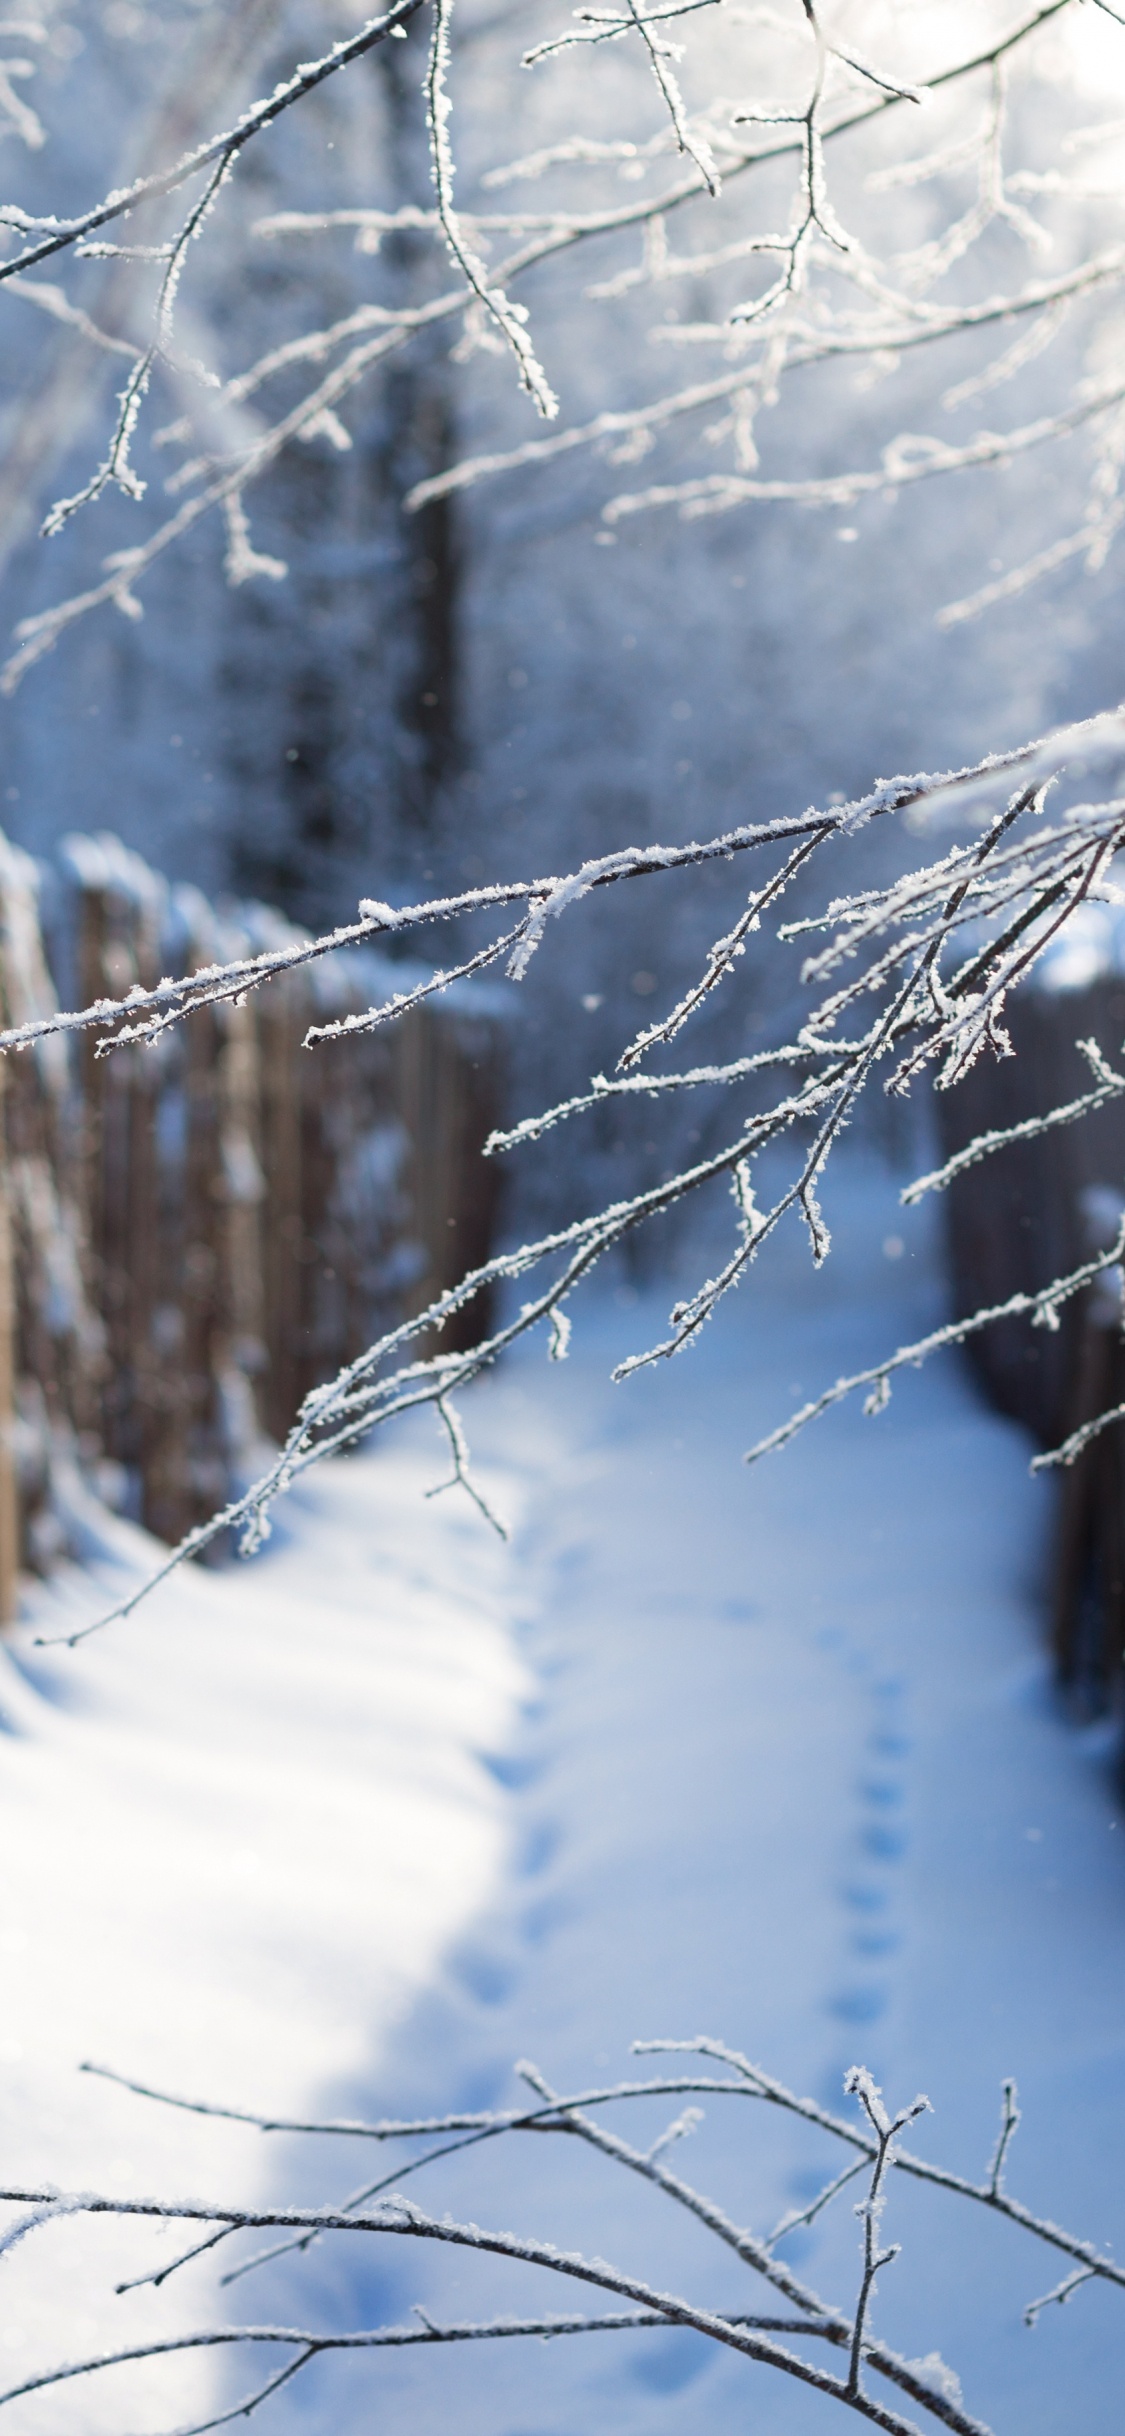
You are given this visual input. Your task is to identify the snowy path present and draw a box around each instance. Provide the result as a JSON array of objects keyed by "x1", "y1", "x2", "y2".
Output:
[
  {"x1": 259, "y1": 1158, "x2": 1125, "y2": 2436},
  {"x1": 3, "y1": 1156, "x2": 1125, "y2": 2434}
]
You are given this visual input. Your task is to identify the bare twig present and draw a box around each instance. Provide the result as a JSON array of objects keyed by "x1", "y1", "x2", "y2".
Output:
[
  {"x1": 11, "y1": 2034, "x2": 1125, "y2": 2434},
  {"x1": 2, "y1": 709, "x2": 1124, "y2": 1630},
  {"x1": 4, "y1": 0, "x2": 1113, "y2": 671},
  {"x1": 0, "y1": 2, "x2": 429, "y2": 287}
]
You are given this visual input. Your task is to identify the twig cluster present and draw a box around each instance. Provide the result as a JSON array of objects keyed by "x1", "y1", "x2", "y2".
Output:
[
  {"x1": 0, "y1": 705, "x2": 1123, "y2": 1638},
  {"x1": 1, "y1": 2037, "x2": 1120, "y2": 2433},
  {"x1": 4, "y1": 2, "x2": 1125, "y2": 683}
]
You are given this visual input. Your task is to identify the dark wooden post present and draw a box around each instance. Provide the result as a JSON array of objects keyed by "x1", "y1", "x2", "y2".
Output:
[
  {"x1": 0, "y1": 834, "x2": 102, "y2": 1571},
  {"x1": 143, "y1": 894, "x2": 268, "y2": 1544},
  {"x1": 57, "y1": 837, "x2": 165, "y2": 1506},
  {"x1": 397, "y1": 999, "x2": 504, "y2": 1355},
  {"x1": 257, "y1": 973, "x2": 308, "y2": 1442},
  {"x1": 296, "y1": 956, "x2": 407, "y2": 1399}
]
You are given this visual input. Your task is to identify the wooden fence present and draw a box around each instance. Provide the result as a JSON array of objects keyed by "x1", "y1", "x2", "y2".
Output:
[
  {"x1": 0, "y1": 832, "x2": 506, "y2": 1611},
  {"x1": 936, "y1": 950, "x2": 1125, "y2": 1701}
]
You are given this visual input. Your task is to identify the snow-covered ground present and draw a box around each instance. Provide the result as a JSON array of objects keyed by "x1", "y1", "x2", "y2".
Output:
[
  {"x1": 2, "y1": 1153, "x2": 1124, "y2": 2435},
  {"x1": 0, "y1": 1441, "x2": 530, "y2": 2431}
]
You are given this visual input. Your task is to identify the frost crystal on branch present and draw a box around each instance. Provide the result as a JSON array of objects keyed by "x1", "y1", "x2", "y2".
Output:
[
  {"x1": 2, "y1": 2040, "x2": 1123, "y2": 2434},
  {"x1": 0, "y1": 710, "x2": 1122, "y2": 1630},
  {"x1": 6, "y1": 9, "x2": 1125, "y2": 1615},
  {"x1": 4, "y1": 3, "x2": 1125, "y2": 669}
]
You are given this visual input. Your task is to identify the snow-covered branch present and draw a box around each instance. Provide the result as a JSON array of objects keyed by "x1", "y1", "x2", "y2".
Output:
[
  {"x1": 3, "y1": 2037, "x2": 1123, "y2": 2434},
  {"x1": 1, "y1": 706, "x2": 1123, "y2": 1638},
  {"x1": 6, "y1": 1, "x2": 1125, "y2": 673}
]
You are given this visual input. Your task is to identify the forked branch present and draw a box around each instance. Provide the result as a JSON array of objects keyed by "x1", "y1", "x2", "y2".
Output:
[{"x1": 4, "y1": 2040, "x2": 1123, "y2": 2435}]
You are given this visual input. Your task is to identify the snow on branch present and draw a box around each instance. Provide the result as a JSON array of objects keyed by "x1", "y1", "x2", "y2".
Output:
[
  {"x1": 4, "y1": 708, "x2": 1125, "y2": 1633},
  {"x1": 522, "y1": 0, "x2": 724, "y2": 198},
  {"x1": 4, "y1": 2037, "x2": 1125, "y2": 2434},
  {"x1": 0, "y1": 2, "x2": 429, "y2": 286},
  {"x1": 426, "y1": 0, "x2": 558, "y2": 414},
  {"x1": 5, "y1": 1, "x2": 1125, "y2": 670}
]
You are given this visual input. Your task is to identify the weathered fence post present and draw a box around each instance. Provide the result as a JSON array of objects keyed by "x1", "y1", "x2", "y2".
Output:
[
  {"x1": 141, "y1": 886, "x2": 268, "y2": 1545},
  {"x1": 397, "y1": 994, "x2": 504, "y2": 1353},
  {"x1": 55, "y1": 836, "x2": 166, "y2": 1503},
  {"x1": 0, "y1": 832, "x2": 103, "y2": 1577},
  {"x1": 253, "y1": 946, "x2": 309, "y2": 1445}
]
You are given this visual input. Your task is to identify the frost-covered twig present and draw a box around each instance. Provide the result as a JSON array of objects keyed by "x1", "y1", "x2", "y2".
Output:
[
  {"x1": 426, "y1": 0, "x2": 558, "y2": 413},
  {"x1": 0, "y1": 2, "x2": 429, "y2": 287},
  {"x1": 1030, "y1": 1397, "x2": 1125, "y2": 1470},
  {"x1": 424, "y1": 1394, "x2": 509, "y2": 1535},
  {"x1": 7, "y1": 2038, "x2": 1125, "y2": 2434},
  {"x1": 529, "y1": 0, "x2": 723, "y2": 198},
  {"x1": 7, "y1": 0, "x2": 1122, "y2": 666},
  {"x1": 900, "y1": 1039, "x2": 1125, "y2": 1203},
  {"x1": 1023, "y1": 2264, "x2": 1097, "y2": 2326},
  {"x1": 988, "y1": 2080, "x2": 1021, "y2": 2199},
  {"x1": 742, "y1": 1216, "x2": 1125, "y2": 1464},
  {"x1": 40, "y1": 149, "x2": 235, "y2": 540},
  {"x1": 0, "y1": 718, "x2": 1101, "y2": 1056},
  {"x1": 0, "y1": 2178, "x2": 941, "y2": 2434},
  {"x1": 8, "y1": 709, "x2": 1125, "y2": 1628},
  {"x1": 406, "y1": 243, "x2": 1125, "y2": 508},
  {"x1": 83, "y1": 2039, "x2": 1125, "y2": 2314},
  {"x1": 843, "y1": 2070, "x2": 930, "y2": 2402},
  {"x1": 638, "y1": 2038, "x2": 1125, "y2": 2305}
]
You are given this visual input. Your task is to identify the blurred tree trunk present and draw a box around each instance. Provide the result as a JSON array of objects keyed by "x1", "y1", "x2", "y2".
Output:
[{"x1": 225, "y1": 11, "x2": 461, "y2": 924}]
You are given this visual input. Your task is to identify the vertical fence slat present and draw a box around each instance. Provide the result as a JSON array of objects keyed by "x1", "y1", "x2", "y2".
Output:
[
  {"x1": 396, "y1": 1000, "x2": 503, "y2": 1355},
  {"x1": 57, "y1": 837, "x2": 166, "y2": 1502},
  {"x1": 0, "y1": 836, "x2": 103, "y2": 1577},
  {"x1": 256, "y1": 964, "x2": 308, "y2": 1445}
]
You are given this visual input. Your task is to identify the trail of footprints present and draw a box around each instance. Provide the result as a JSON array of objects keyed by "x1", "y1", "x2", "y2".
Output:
[
  {"x1": 449, "y1": 1622, "x2": 914, "y2": 2143},
  {"x1": 772, "y1": 1647, "x2": 912, "y2": 2267},
  {"x1": 834, "y1": 1674, "x2": 910, "y2": 2029},
  {"x1": 443, "y1": 1596, "x2": 914, "y2": 2349}
]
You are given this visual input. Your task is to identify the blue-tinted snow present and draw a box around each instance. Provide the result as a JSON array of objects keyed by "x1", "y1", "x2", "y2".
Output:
[{"x1": 3, "y1": 1151, "x2": 1122, "y2": 2432}]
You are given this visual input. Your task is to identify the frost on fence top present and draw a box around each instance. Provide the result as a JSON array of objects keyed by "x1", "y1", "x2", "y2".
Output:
[{"x1": 12, "y1": 832, "x2": 511, "y2": 1027}]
